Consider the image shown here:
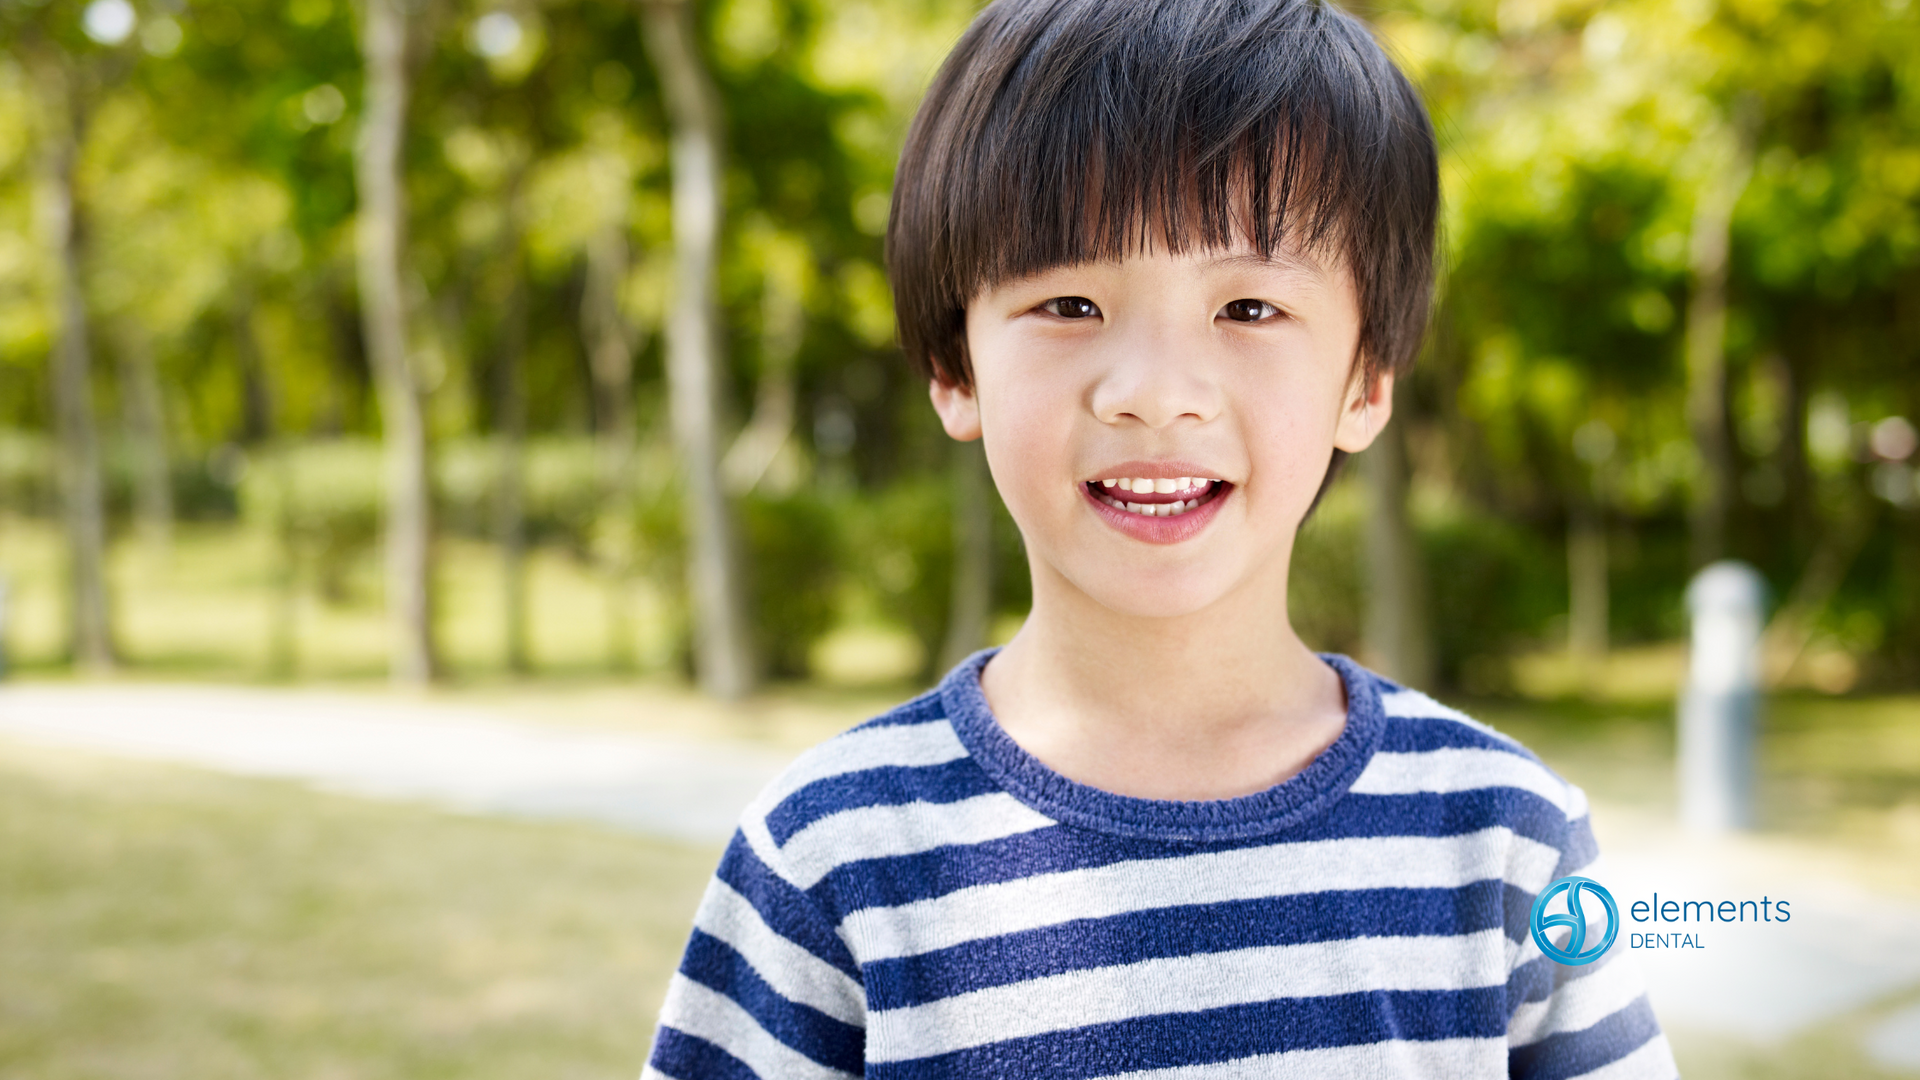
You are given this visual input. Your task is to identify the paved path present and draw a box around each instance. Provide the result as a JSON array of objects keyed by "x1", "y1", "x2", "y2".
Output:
[
  {"x1": 0, "y1": 683, "x2": 794, "y2": 845},
  {"x1": 3, "y1": 681, "x2": 1919, "y2": 1067}
]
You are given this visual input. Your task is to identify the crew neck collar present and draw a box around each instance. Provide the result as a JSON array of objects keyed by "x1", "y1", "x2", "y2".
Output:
[{"x1": 937, "y1": 648, "x2": 1385, "y2": 843}]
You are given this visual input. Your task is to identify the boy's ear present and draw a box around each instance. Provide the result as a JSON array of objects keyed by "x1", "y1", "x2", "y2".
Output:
[
  {"x1": 1332, "y1": 369, "x2": 1395, "y2": 454},
  {"x1": 929, "y1": 379, "x2": 983, "y2": 441}
]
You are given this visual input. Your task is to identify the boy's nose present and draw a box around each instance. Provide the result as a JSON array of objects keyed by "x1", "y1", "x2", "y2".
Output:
[{"x1": 1088, "y1": 331, "x2": 1223, "y2": 429}]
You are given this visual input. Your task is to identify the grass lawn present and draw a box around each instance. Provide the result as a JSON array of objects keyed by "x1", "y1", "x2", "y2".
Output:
[{"x1": 0, "y1": 740, "x2": 716, "y2": 1080}]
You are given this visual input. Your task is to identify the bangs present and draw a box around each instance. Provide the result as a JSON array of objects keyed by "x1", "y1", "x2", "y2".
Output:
[{"x1": 888, "y1": 0, "x2": 1438, "y2": 389}]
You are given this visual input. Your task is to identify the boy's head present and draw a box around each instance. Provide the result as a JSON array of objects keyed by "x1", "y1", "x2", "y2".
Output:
[
  {"x1": 887, "y1": 0, "x2": 1439, "y2": 396},
  {"x1": 886, "y1": 0, "x2": 1438, "y2": 619}
]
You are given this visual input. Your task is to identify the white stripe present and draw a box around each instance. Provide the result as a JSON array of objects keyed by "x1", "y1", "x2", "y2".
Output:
[
  {"x1": 866, "y1": 930, "x2": 1509, "y2": 1063},
  {"x1": 844, "y1": 827, "x2": 1556, "y2": 962},
  {"x1": 654, "y1": 974, "x2": 859, "y2": 1080},
  {"x1": 693, "y1": 877, "x2": 867, "y2": 1025},
  {"x1": 1566, "y1": 1031, "x2": 1677, "y2": 1080},
  {"x1": 1351, "y1": 748, "x2": 1570, "y2": 810},
  {"x1": 1091, "y1": 1036, "x2": 1502, "y2": 1079},
  {"x1": 1508, "y1": 956, "x2": 1646, "y2": 1047},
  {"x1": 1380, "y1": 690, "x2": 1523, "y2": 748},
  {"x1": 756, "y1": 720, "x2": 968, "y2": 813},
  {"x1": 778, "y1": 792, "x2": 1056, "y2": 889},
  {"x1": 1565, "y1": 782, "x2": 1591, "y2": 822}
]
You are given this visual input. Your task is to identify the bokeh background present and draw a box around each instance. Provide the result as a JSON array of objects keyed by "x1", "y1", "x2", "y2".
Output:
[{"x1": 0, "y1": 0, "x2": 1917, "y2": 1076}]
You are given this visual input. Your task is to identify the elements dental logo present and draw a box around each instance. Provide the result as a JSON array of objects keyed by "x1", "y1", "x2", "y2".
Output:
[{"x1": 1530, "y1": 876, "x2": 1619, "y2": 966}]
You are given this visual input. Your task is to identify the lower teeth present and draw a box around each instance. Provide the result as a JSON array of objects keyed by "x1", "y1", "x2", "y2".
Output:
[{"x1": 1097, "y1": 492, "x2": 1206, "y2": 517}]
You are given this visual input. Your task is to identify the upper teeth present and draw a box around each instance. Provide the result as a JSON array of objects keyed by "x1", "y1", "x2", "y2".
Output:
[
  {"x1": 1099, "y1": 477, "x2": 1216, "y2": 493},
  {"x1": 1091, "y1": 477, "x2": 1220, "y2": 518}
]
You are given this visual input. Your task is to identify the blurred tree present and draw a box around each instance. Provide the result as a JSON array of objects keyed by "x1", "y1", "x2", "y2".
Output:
[
  {"x1": 938, "y1": 437, "x2": 991, "y2": 672},
  {"x1": 1380, "y1": 0, "x2": 1920, "y2": 682},
  {"x1": 10, "y1": 2, "x2": 135, "y2": 673},
  {"x1": 355, "y1": 0, "x2": 437, "y2": 684},
  {"x1": 1362, "y1": 413, "x2": 1433, "y2": 689},
  {"x1": 640, "y1": 0, "x2": 755, "y2": 698}
]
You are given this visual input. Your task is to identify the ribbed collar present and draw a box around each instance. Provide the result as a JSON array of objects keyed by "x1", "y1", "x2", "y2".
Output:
[{"x1": 937, "y1": 648, "x2": 1385, "y2": 843}]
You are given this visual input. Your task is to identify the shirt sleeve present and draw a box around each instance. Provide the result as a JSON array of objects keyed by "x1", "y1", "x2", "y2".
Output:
[
  {"x1": 644, "y1": 830, "x2": 867, "y2": 1080},
  {"x1": 1505, "y1": 785, "x2": 1679, "y2": 1080}
]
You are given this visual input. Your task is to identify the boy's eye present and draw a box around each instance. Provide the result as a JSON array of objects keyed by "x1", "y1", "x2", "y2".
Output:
[
  {"x1": 1220, "y1": 299, "x2": 1280, "y2": 323},
  {"x1": 1041, "y1": 296, "x2": 1101, "y2": 320}
]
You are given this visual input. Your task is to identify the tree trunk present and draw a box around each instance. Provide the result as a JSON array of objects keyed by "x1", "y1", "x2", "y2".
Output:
[
  {"x1": 583, "y1": 223, "x2": 638, "y2": 486},
  {"x1": 1684, "y1": 114, "x2": 1756, "y2": 570},
  {"x1": 1566, "y1": 498, "x2": 1608, "y2": 682},
  {"x1": 233, "y1": 285, "x2": 296, "y2": 678},
  {"x1": 722, "y1": 243, "x2": 804, "y2": 497},
  {"x1": 1361, "y1": 419, "x2": 1433, "y2": 689},
  {"x1": 640, "y1": 0, "x2": 756, "y2": 698},
  {"x1": 581, "y1": 223, "x2": 638, "y2": 670},
  {"x1": 355, "y1": 0, "x2": 436, "y2": 685},
  {"x1": 496, "y1": 273, "x2": 530, "y2": 675},
  {"x1": 114, "y1": 321, "x2": 172, "y2": 561},
  {"x1": 40, "y1": 83, "x2": 113, "y2": 674},
  {"x1": 939, "y1": 438, "x2": 993, "y2": 674}
]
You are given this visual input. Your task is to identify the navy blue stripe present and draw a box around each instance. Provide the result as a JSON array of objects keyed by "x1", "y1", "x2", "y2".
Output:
[
  {"x1": 647, "y1": 1027, "x2": 763, "y2": 1080},
  {"x1": 1503, "y1": 881, "x2": 1537, "y2": 943},
  {"x1": 863, "y1": 881, "x2": 1506, "y2": 1009},
  {"x1": 846, "y1": 692, "x2": 945, "y2": 730},
  {"x1": 680, "y1": 930, "x2": 865, "y2": 1073},
  {"x1": 1506, "y1": 949, "x2": 1612, "y2": 1020},
  {"x1": 767, "y1": 758, "x2": 1000, "y2": 845},
  {"x1": 867, "y1": 988, "x2": 1507, "y2": 1080},
  {"x1": 817, "y1": 788, "x2": 1568, "y2": 915},
  {"x1": 1300, "y1": 790, "x2": 1567, "y2": 847},
  {"x1": 1552, "y1": 815, "x2": 1600, "y2": 878},
  {"x1": 714, "y1": 833, "x2": 862, "y2": 979},
  {"x1": 1508, "y1": 994, "x2": 1663, "y2": 1080},
  {"x1": 1377, "y1": 713, "x2": 1534, "y2": 757}
]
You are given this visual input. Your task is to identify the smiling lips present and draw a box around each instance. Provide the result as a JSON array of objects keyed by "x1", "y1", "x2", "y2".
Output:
[{"x1": 1087, "y1": 476, "x2": 1225, "y2": 518}]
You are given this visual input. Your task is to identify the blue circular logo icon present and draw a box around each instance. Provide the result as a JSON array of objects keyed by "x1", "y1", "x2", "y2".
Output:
[{"x1": 1529, "y1": 876, "x2": 1618, "y2": 966}]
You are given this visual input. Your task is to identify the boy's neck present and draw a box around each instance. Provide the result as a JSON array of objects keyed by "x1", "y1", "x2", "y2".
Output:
[{"x1": 979, "y1": 559, "x2": 1348, "y2": 803}]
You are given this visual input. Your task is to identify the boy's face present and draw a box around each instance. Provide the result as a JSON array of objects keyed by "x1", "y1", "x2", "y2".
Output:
[{"x1": 932, "y1": 239, "x2": 1392, "y2": 620}]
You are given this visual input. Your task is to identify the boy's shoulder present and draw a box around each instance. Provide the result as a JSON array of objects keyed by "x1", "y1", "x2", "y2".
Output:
[
  {"x1": 734, "y1": 685, "x2": 1050, "y2": 889},
  {"x1": 1360, "y1": 669, "x2": 1590, "y2": 826}
]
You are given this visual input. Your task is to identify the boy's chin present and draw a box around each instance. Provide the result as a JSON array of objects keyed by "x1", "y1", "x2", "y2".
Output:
[{"x1": 1063, "y1": 572, "x2": 1244, "y2": 622}]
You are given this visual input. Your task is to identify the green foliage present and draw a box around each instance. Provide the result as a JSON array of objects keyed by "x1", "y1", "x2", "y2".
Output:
[
  {"x1": 849, "y1": 476, "x2": 953, "y2": 678},
  {"x1": 740, "y1": 493, "x2": 841, "y2": 680},
  {"x1": 1292, "y1": 481, "x2": 1564, "y2": 686},
  {"x1": 1419, "y1": 499, "x2": 1563, "y2": 686},
  {"x1": 0, "y1": 430, "x2": 54, "y2": 516}
]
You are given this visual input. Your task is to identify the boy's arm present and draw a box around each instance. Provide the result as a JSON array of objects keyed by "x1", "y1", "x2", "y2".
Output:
[
  {"x1": 1505, "y1": 786, "x2": 1678, "y2": 1080},
  {"x1": 645, "y1": 830, "x2": 867, "y2": 1080}
]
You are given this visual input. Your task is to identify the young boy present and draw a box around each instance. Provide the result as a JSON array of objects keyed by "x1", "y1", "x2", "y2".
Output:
[{"x1": 645, "y1": 0, "x2": 1675, "y2": 1076}]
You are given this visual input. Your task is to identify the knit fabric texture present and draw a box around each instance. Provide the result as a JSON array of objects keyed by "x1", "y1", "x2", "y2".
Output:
[{"x1": 643, "y1": 650, "x2": 1678, "y2": 1079}]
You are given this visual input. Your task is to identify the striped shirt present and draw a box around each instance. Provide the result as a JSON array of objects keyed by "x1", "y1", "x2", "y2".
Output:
[{"x1": 644, "y1": 651, "x2": 1677, "y2": 1079}]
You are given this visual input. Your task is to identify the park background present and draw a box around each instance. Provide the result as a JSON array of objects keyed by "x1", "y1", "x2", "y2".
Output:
[{"x1": 0, "y1": 0, "x2": 1917, "y2": 1076}]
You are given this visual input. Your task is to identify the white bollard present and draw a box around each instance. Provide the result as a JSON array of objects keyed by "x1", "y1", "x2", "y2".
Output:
[{"x1": 1678, "y1": 560, "x2": 1767, "y2": 833}]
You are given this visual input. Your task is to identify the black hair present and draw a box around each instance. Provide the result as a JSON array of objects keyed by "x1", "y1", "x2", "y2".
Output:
[{"x1": 886, "y1": 0, "x2": 1439, "y2": 395}]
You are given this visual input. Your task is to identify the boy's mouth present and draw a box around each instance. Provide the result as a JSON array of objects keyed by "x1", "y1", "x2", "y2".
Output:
[{"x1": 1083, "y1": 476, "x2": 1227, "y2": 518}]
